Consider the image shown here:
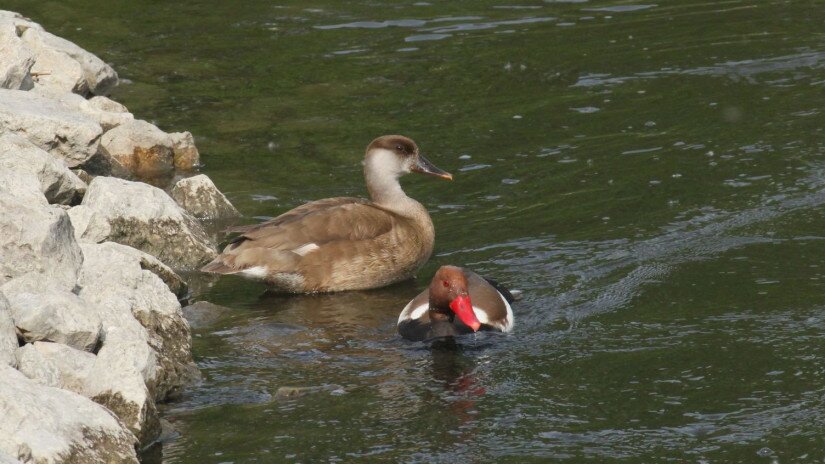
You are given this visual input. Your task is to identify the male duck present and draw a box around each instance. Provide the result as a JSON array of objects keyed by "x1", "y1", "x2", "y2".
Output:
[
  {"x1": 201, "y1": 135, "x2": 452, "y2": 293},
  {"x1": 397, "y1": 265, "x2": 515, "y2": 341}
]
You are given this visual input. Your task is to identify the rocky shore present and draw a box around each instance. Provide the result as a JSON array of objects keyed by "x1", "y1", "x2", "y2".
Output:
[{"x1": 0, "y1": 10, "x2": 239, "y2": 463}]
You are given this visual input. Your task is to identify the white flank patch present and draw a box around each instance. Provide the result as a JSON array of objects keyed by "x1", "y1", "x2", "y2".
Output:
[
  {"x1": 292, "y1": 243, "x2": 320, "y2": 256},
  {"x1": 472, "y1": 291, "x2": 514, "y2": 332},
  {"x1": 398, "y1": 301, "x2": 428, "y2": 324},
  {"x1": 239, "y1": 266, "x2": 268, "y2": 279}
]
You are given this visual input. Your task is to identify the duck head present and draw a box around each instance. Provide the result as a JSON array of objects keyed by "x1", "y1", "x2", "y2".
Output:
[
  {"x1": 364, "y1": 135, "x2": 452, "y2": 182},
  {"x1": 429, "y1": 265, "x2": 481, "y2": 332}
]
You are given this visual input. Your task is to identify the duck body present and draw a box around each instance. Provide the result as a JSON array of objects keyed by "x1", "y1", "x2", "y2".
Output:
[
  {"x1": 201, "y1": 135, "x2": 452, "y2": 293},
  {"x1": 398, "y1": 266, "x2": 515, "y2": 341}
]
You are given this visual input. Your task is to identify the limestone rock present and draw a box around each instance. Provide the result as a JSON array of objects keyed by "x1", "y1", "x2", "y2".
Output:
[
  {"x1": 99, "y1": 120, "x2": 175, "y2": 178},
  {"x1": 81, "y1": 177, "x2": 217, "y2": 269},
  {"x1": 79, "y1": 96, "x2": 134, "y2": 130},
  {"x1": 0, "y1": 22, "x2": 34, "y2": 90},
  {"x1": 1, "y1": 274, "x2": 102, "y2": 351},
  {"x1": 0, "y1": 89, "x2": 103, "y2": 167},
  {"x1": 168, "y1": 131, "x2": 200, "y2": 170},
  {"x1": 0, "y1": 193, "x2": 83, "y2": 288},
  {"x1": 0, "y1": 133, "x2": 87, "y2": 205},
  {"x1": 0, "y1": 365, "x2": 138, "y2": 463},
  {"x1": 182, "y1": 300, "x2": 231, "y2": 329},
  {"x1": 15, "y1": 341, "x2": 95, "y2": 394},
  {"x1": 0, "y1": 294, "x2": 16, "y2": 368},
  {"x1": 67, "y1": 204, "x2": 110, "y2": 243},
  {"x1": 20, "y1": 27, "x2": 117, "y2": 96},
  {"x1": 171, "y1": 174, "x2": 241, "y2": 219},
  {"x1": 0, "y1": 10, "x2": 43, "y2": 34}
]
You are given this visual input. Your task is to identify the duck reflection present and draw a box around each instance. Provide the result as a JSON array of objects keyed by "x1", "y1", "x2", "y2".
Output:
[{"x1": 429, "y1": 338, "x2": 485, "y2": 427}]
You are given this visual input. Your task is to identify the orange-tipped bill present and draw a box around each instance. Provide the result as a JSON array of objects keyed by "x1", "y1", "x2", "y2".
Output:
[
  {"x1": 449, "y1": 295, "x2": 481, "y2": 332},
  {"x1": 412, "y1": 154, "x2": 453, "y2": 180}
]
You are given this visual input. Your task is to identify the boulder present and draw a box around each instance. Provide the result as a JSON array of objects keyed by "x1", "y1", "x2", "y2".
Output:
[
  {"x1": 0, "y1": 450, "x2": 21, "y2": 464},
  {"x1": 0, "y1": 365, "x2": 138, "y2": 463},
  {"x1": 0, "y1": 294, "x2": 16, "y2": 368},
  {"x1": 0, "y1": 193, "x2": 83, "y2": 288},
  {"x1": 78, "y1": 242, "x2": 198, "y2": 443},
  {"x1": 99, "y1": 120, "x2": 175, "y2": 178},
  {"x1": 168, "y1": 131, "x2": 200, "y2": 170},
  {"x1": 181, "y1": 300, "x2": 231, "y2": 329},
  {"x1": 0, "y1": 133, "x2": 87, "y2": 205},
  {"x1": 20, "y1": 27, "x2": 117, "y2": 96},
  {"x1": 14, "y1": 341, "x2": 96, "y2": 394},
  {"x1": 80, "y1": 177, "x2": 217, "y2": 269},
  {"x1": 0, "y1": 22, "x2": 34, "y2": 90},
  {"x1": 1, "y1": 274, "x2": 101, "y2": 352},
  {"x1": 171, "y1": 174, "x2": 241, "y2": 219},
  {"x1": 0, "y1": 11, "x2": 43, "y2": 34},
  {"x1": 0, "y1": 89, "x2": 103, "y2": 167},
  {"x1": 79, "y1": 96, "x2": 134, "y2": 130},
  {"x1": 67, "y1": 204, "x2": 110, "y2": 243}
]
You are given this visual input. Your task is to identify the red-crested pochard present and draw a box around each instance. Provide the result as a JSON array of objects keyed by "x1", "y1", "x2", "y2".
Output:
[
  {"x1": 397, "y1": 265, "x2": 515, "y2": 341},
  {"x1": 201, "y1": 135, "x2": 452, "y2": 293}
]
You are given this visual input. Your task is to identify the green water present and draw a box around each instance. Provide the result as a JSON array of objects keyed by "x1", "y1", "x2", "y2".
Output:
[{"x1": 8, "y1": 0, "x2": 825, "y2": 461}]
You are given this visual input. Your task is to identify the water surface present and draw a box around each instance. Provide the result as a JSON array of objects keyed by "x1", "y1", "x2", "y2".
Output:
[{"x1": 8, "y1": 0, "x2": 825, "y2": 461}]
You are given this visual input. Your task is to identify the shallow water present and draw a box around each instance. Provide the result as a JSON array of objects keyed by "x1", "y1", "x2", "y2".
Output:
[{"x1": 8, "y1": 0, "x2": 825, "y2": 461}]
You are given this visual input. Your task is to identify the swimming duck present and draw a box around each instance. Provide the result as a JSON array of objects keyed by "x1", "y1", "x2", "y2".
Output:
[
  {"x1": 201, "y1": 135, "x2": 452, "y2": 293},
  {"x1": 397, "y1": 265, "x2": 515, "y2": 341}
]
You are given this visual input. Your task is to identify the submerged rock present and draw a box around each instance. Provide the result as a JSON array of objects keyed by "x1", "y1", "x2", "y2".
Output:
[
  {"x1": 0, "y1": 365, "x2": 138, "y2": 463},
  {"x1": 0, "y1": 193, "x2": 82, "y2": 288},
  {"x1": 181, "y1": 300, "x2": 231, "y2": 329},
  {"x1": 0, "y1": 89, "x2": 102, "y2": 167},
  {"x1": 0, "y1": 133, "x2": 87, "y2": 205},
  {"x1": 171, "y1": 174, "x2": 241, "y2": 219},
  {"x1": 1, "y1": 275, "x2": 101, "y2": 351},
  {"x1": 80, "y1": 176, "x2": 217, "y2": 269}
]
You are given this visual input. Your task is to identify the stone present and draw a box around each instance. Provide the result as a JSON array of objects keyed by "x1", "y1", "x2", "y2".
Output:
[
  {"x1": 0, "y1": 193, "x2": 83, "y2": 288},
  {"x1": 20, "y1": 27, "x2": 117, "y2": 96},
  {"x1": 0, "y1": 294, "x2": 16, "y2": 368},
  {"x1": 78, "y1": 242, "x2": 198, "y2": 443},
  {"x1": 28, "y1": 43, "x2": 86, "y2": 96},
  {"x1": 171, "y1": 174, "x2": 241, "y2": 219},
  {"x1": 0, "y1": 450, "x2": 21, "y2": 464},
  {"x1": 14, "y1": 341, "x2": 96, "y2": 394},
  {"x1": 80, "y1": 177, "x2": 217, "y2": 269},
  {"x1": 67, "y1": 204, "x2": 110, "y2": 243},
  {"x1": 0, "y1": 22, "x2": 34, "y2": 90},
  {"x1": 79, "y1": 96, "x2": 134, "y2": 130},
  {"x1": 0, "y1": 89, "x2": 103, "y2": 167},
  {"x1": 0, "y1": 133, "x2": 87, "y2": 205},
  {"x1": 99, "y1": 120, "x2": 175, "y2": 178},
  {"x1": 168, "y1": 131, "x2": 200, "y2": 170},
  {"x1": 1, "y1": 274, "x2": 102, "y2": 351},
  {"x1": 0, "y1": 365, "x2": 138, "y2": 463},
  {"x1": 0, "y1": 10, "x2": 44, "y2": 34},
  {"x1": 181, "y1": 300, "x2": 230, "y2": 329}
]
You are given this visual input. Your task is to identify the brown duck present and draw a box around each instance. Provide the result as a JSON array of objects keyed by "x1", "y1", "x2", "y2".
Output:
[
  {"x1": 397, "y1": 265, "x2": 515, "y2": 341},
  {"x1": 201, "y1": 135, "x2": 452, "y2": 293}
]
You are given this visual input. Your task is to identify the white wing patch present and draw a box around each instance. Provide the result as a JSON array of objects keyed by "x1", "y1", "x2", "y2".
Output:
[
  {"x1": 472, "y1": 291, "x2": 514, "y2": 332},
  {"x1": 292, "y1": 243, "x2": 320, "y2": 256},
  {"x1": 398, "y1": 301, "x2": 429, "y2": 324},
  {"x1": 239, "y1": 266, "x2": 269, "y2": 279}
]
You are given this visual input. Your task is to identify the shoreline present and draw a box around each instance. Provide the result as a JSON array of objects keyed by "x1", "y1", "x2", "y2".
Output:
[{"x1": 0, "y1": 9, "x2": 236, "y2": 463}]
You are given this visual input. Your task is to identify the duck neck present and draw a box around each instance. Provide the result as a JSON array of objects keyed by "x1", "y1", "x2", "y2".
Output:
[{"x1": 364, "y1": 152, "x2": 421, "y2": 216}]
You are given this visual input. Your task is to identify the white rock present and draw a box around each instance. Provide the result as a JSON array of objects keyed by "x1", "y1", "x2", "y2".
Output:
[
  {"x1": 0, "y1": 10, "x2": 44, "y2": 33},
  {"x1": 1, "y1": 274, "x2": 102, "y2": 351},
  {"x1": 67, "y1": 204, "x2": 110, "y2": 243},
  {"x1": 0, "y1": 89, "x2": 103, "y2": 167},
  {"x1": 79, "y1": 96, "x2": 134, "y2": 130},
  {"x1": 78, "y1": 242, "x2": 197, "y2": 443},
  {"x1": 171, "y1": 174, "x2": 241, "y2": 219},
  {"x1": 0, "y1": 294, "x2": 16, "y2": 368},
  {"x1": 0, "y1": 365, "x2": 138, "y2": 463},
  {"x1": 15, "y1": 341, "x2": 95, "y2": 394},
  {"x1": 0, "y1": 133, "x2": 87, "y2": 205},
  {"x1": 99, "y1": 119, "x2": 174, "y2": 177},
  {"x1": 0, "y1": 450, "x2": 21, "y2": 464},
  {"x1": 81, "y1": 177, "x2": 217, "y2": 269},
  {"x1": 28, "y1": 43, "x2": 86, "y2": 96},
  {"x1": 0, "y1": 193, "x2": 82, "y2": 288},
  {"x1": 168, "y1": 131, "x2": 200, "y2": 170},
  {"x1": 20, "y1": 27, "x2": 117, "y2": 96},
  {"x1": 0, "y1": 22, "x2": 34, "y2": 90}
]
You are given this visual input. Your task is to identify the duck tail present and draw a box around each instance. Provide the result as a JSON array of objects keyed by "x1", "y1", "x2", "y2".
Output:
[{"x1": 201, "y1": 258, "x2": 238, "y2": 274}]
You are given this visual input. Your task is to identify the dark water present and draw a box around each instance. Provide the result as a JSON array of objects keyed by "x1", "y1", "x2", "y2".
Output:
[{"x1": 9, "y1": 0, "x2": 825, "y2": 461}]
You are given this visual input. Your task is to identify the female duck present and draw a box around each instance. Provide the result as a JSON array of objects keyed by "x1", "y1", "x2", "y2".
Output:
[
  {"x1": 201, "y1": 135, "x2": 452, "y2": 293},
  {"x1": 398, "y1": 265, "x2": 515, "y2": 341}
]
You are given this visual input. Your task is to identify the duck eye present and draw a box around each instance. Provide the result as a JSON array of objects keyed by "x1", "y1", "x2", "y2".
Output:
[
  {"x1": 442, "y1": 280, "x2": 449, "y2": 288},
  {"x1": 395, "y1": 144, "x2": 404, "y2": 152}
]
